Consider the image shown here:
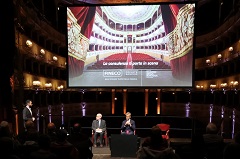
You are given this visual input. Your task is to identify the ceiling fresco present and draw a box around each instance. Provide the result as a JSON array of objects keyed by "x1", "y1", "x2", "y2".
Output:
[{"x1": 101, "y1": 5, "x2": 159, "y2": 24}]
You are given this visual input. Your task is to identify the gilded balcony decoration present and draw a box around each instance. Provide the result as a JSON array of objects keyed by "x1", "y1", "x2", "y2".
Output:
[
  {"x1": 230, "y1": 81, "x2": 238, "y2": 86},
  {"x1": 67, "y1": 8, "x2": 89, "y2": 61},
  {"x1": 53, "y1": 56, "x2": 58, "y2": 61},
  {"x1": 228, "y1": 46, "x2": 233, "y2": 52},
  {"x1": 67, "y1": 6, "x2": 94, "y2": 78},
  {"x1": 45, "y1": 83, "x2": 52, "y2": 88},
  {"x1": 168, "y1": 4, "x2": 195, "y2": 60},
  {"x1": 33, "y1": 80, "x2": 41, "y2": 87},
  {"x1": 230, "y1": 81, "x2": 238, "y2": 88},
  {"x1": 166, "y1": 4, "x2": 195, "y2": 81},
  {"x1": 206, "y1": 59, "x2": 210, "y2": 64},
  {"x1": 220, "y1": 83, "x2": 227, "y2": 88},
  {"x1": 220, "y1": 83, "x2": 228, "y2": 94},
  {"x1": 196, "y1": 85, "x2": 203, "y2": 89},
  {"x1": 210, "y1": 84, "x2": 216, "y2": 89},
  {"x1": 57, "y1": 85, "x2": 64, "y2": 91},
  {"x1": 26, "y1": 40, "x2": 32, "y2": 47},
  {"x1": 40, "y1": 49, "x2": 45, "y2": 55}
]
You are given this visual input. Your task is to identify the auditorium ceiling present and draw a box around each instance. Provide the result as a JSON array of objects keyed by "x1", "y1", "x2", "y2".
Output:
[
  {"x1": 101, "y1": 5, "x2": 158, "y2": 24},
  {"x1": 60, "y1": 0, "x2": 199, "y2": 5}
]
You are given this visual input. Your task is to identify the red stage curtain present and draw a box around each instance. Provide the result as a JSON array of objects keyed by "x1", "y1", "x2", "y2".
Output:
[
  {"x1": 69, "y1": 6, "x2": 96, "y2": 38},
  {"x1": 68, "y1": 56, "x2": 84, "y2": 78},
  {"x1": 160, "y1": 4, "x2": 185, "y2": 33},
  {"x1": 161, "y1": 4, "x2": 192, "y2": 80},
  {"x1": 170, "y1": 50, "x2": 193, "y2": 81},
  {"x1": 161, "y1": 5, "x2": 177, "y2": 34}
]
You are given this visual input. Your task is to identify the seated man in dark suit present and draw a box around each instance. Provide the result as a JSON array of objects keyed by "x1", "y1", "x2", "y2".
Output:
[
  {"x1": 91, "y1": 113, "x2": 106, "y2": 147},
  {"x1": 121, "y1": 112, "x2": 136, "y2": 135}
]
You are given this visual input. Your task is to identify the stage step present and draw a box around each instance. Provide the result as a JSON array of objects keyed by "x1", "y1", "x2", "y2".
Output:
[{"x1": 92, "y1": 146, "x2": 136, "y2": 159}]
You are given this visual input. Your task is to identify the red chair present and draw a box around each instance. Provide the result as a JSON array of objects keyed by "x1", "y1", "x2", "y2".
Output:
[
  {"x1": 157, "y1": 123, "x2": 170, "y2": 140},
  {"x1": 92, "y1": 130, "x2": 108, "y2": 146}
]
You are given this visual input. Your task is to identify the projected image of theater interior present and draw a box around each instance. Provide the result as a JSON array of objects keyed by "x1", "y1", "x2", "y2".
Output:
[{"x1": 67, "y1": 2, "x2": 195, "y2": 88}]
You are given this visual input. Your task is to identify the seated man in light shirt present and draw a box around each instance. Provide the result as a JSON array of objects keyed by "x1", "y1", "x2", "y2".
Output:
[{"x1": 91, "y1": 113, "x2": 106, "y2": 147}]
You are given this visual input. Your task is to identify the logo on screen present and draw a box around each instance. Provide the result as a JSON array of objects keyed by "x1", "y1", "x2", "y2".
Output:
[
  {"x1": 125, "y1": 70, "x2": 138, "y2": 76},
  {"x1": 103, "y1": 70, "x2": 122, "y2": 77},
  {"x1": 146, "y1": 71, "x2": 158, "y2": 78}
]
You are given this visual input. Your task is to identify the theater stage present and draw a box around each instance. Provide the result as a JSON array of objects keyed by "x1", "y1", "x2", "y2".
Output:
[
  {"x1": 92, "y1": 138, "x2": 191, "y2": 159},
  {"x1": 91, "y1": 137, "x2": 233, "y2": 159}
]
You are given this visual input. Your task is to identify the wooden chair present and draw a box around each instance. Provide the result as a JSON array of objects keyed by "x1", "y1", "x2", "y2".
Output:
[
  {"x1": 92, "y1": 130, "x2": 108, "y2": 146},
  {"x1": 157, "y1": 123, "x2": 170, "y2": 140}
]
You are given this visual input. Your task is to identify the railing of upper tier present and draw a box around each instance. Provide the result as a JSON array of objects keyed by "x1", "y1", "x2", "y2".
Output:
[
  {"x1": 195, "y1": 51, "x2": 240, "y2": 69},
  {"x1": 196, "y1": 11, "x2": 240, "y2": 47}
]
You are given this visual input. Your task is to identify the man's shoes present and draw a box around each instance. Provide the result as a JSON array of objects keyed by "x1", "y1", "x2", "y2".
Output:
[
  {"x1": 100, "y1": 144, "x2": 103, "y2": 147},
  {"x1": 94, "y1": 144, "x2": 97, "y2": 148}
]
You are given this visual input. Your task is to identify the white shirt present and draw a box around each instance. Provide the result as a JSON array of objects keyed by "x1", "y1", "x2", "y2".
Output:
[
  {"x1": 26, "y1": 106, "x2": 32, "y2": 115},
  {"x1": 98, "y1": 120, "x2": 101, "y2": 127}
]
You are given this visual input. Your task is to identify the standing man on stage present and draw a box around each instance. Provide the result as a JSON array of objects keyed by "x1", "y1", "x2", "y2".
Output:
[
  {"x1": 121, "y1": 112, "x2": 136, "y2": 135},
  {"x1": 22, "y1": 99, "x2": 35, "y2": 129},
  {"x1": 92, "y1": 113, "x2": 106, "y2": 147}
]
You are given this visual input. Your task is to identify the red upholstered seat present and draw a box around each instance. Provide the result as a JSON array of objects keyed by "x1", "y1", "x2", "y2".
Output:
[
  {"x1": 157, "y1": 123, "x2": 170, "y2": 140},
  {"x1": 92, "y1": 130, "x2": 108, "y2": 146}
]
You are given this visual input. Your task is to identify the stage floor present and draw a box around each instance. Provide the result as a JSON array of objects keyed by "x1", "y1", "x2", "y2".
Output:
[
  {"x1": 91, "y1": 137, "x2": 233, "y2": 159},
  {"x1": 92, "y1": 138, "x2": 191, "y2": 159}
]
